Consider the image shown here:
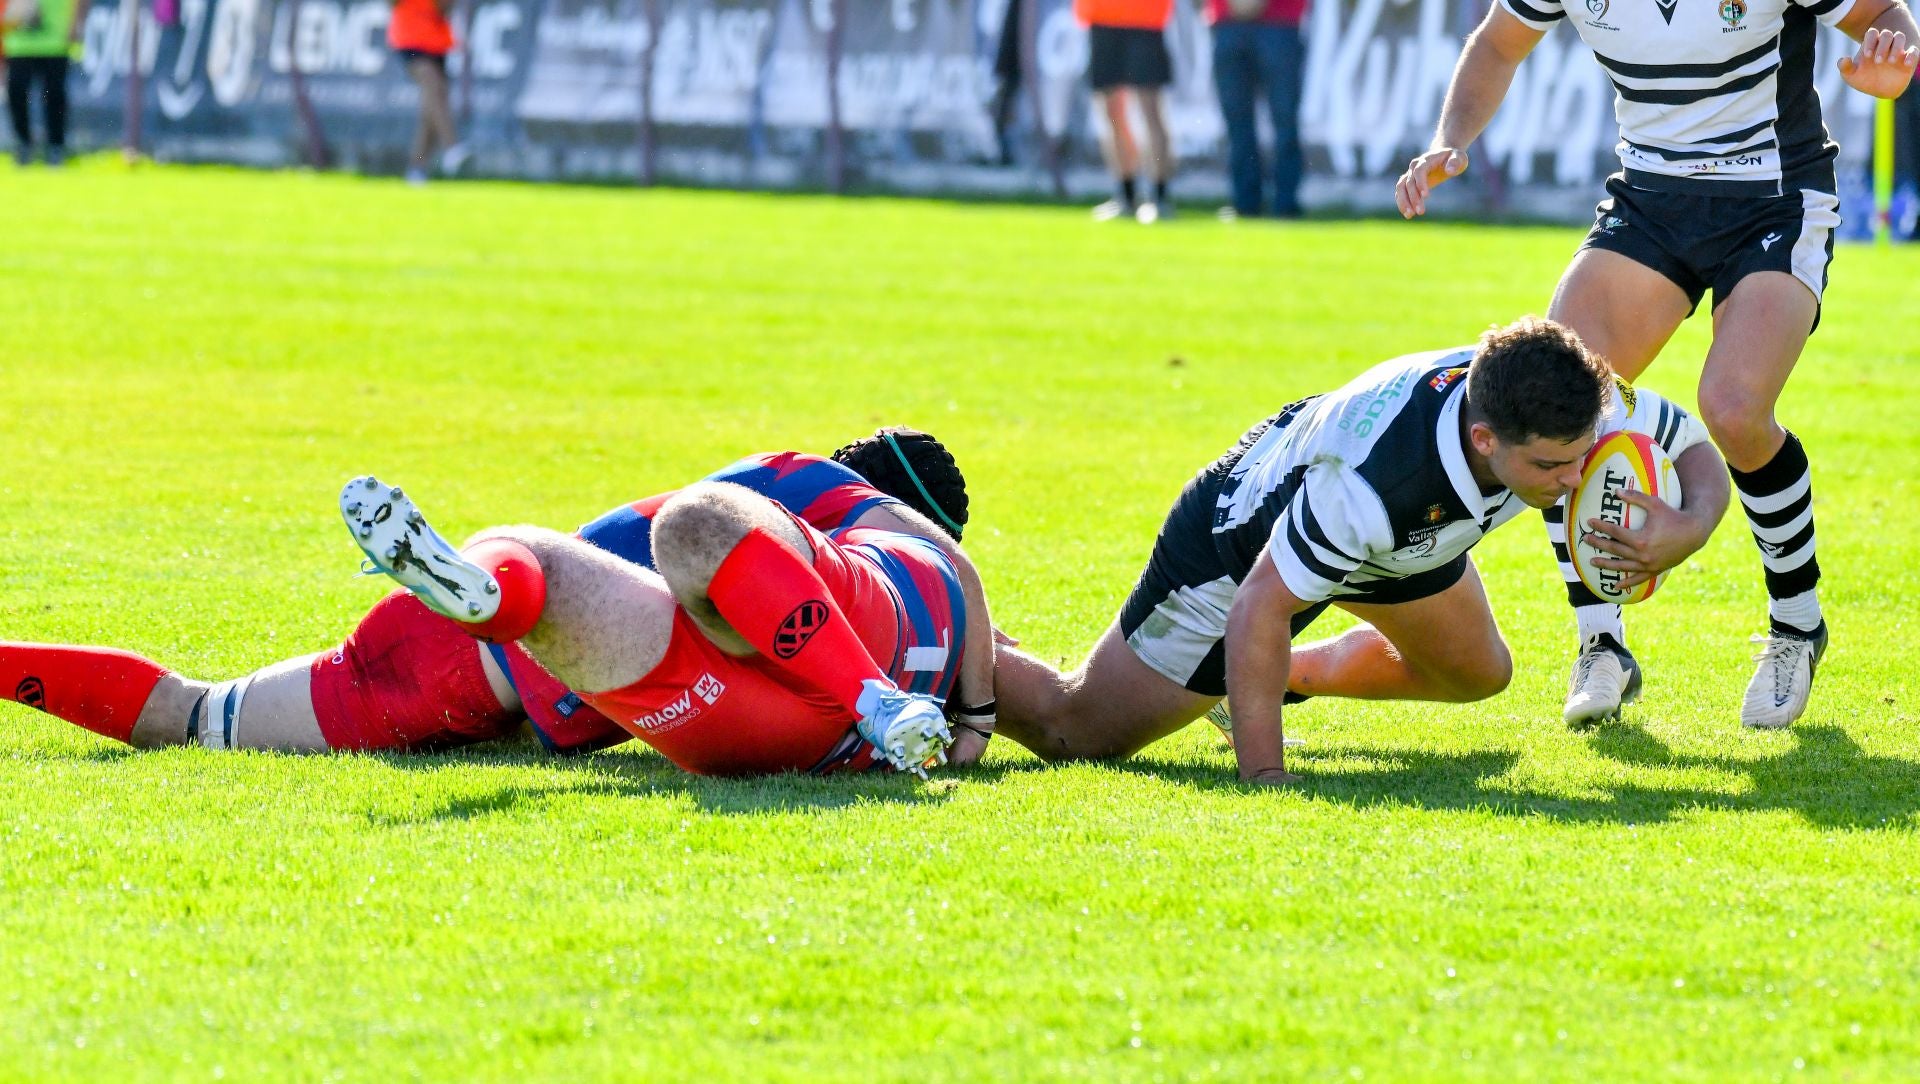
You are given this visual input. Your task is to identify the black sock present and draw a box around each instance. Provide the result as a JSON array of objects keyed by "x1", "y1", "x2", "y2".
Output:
[
  {"x1": 1119, "y1": 177, "x2": 1137, "y2": 206},
  {"x1": 1154, "y1": 179, "x2": 1169, "y2": 204}
]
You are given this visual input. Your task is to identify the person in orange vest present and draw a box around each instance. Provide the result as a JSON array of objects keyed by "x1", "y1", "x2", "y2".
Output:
[
  {"x1": 387, "y1": 0, "x2": 464, "y2": 183},
  {"x1": 1076, "y1": 0, "x2": 1176, "y2": 222}
]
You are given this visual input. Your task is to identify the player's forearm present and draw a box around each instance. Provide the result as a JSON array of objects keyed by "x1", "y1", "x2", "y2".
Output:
[
  {"x1": 1869, "y1": 0, "x2": 1918, "y2": 38},
  {"x1": 1225, "y1": 592, "x2": 1294, "y2": 780},
  {"x1": 1432, "y1": 30, "x2": 1529, "y2": 149},
  {"x1": 1674, "y1": 443, "x2": 1731, "y2": 550},
  {"x1": 951, "y1": 557, "x2": 995, "y2": 711}
]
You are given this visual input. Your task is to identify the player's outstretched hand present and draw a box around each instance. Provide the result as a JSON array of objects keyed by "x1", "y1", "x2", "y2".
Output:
[
  {"x1": 1838, "y1": 28, "x2": 1919, "y2": 99},
  {"x1": 1243, "y1": 767, "x2": 1303, "y2": 788},
  {"x1": 1395, "y1": 148, "x2": 1469, "y2": 218},
  {"x1": 947, "y1": 725, "x2": 992, "y2": 768},
  {"x1": 1584, "y1": 488, "x2": 1709, "y2": 588}
]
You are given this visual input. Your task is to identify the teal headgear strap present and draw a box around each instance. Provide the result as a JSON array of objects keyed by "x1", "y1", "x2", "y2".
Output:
[{"x1": 883, "y1": 432, "x2": 965, "y2": 540}]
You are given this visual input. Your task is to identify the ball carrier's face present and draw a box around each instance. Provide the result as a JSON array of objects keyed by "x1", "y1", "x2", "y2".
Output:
[{"x1": 1466, "y1": 421, "x2": 1597, "y2": 509}]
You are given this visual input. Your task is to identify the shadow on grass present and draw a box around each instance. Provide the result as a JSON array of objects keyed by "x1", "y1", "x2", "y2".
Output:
[
  {"x1": 360, "y1": 743, "x2": 1045, "y2": 822},
  {"x1": 19, "y1": 720, "x2": 1915, "y2": 830},
  {"x1": 1113, "y1": 724, "x2": 1920, "y2": 830}
]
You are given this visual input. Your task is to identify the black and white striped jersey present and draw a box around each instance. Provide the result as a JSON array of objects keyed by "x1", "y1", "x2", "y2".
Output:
[
  {"x1": 1501, "y1": 0, "x2": 1860, "y2": 196},
  {"x1": 1213, "y1": 350, "x2": 1707, "y2": 605}
]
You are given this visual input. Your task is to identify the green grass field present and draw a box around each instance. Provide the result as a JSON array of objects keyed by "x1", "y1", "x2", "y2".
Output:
[{"x1": 2, "y1": 162, "x2": 1918, "y2": 1081}]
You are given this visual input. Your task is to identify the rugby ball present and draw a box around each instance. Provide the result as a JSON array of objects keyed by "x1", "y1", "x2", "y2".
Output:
[{"x1": 1567, "y1": 430, "x2": 1682, "y2": 606}]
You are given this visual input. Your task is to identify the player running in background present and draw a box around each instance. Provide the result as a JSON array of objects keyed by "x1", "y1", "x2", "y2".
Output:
[
  {"x1": 0, "y1": 431, "x2": 999, "y2": 775},
  {"x1": 992, "y1": 318, "x2": 1729, "y2": 784},
  {"x1": 1396, "y1": 0, "x2": 1919, "y2": 729}
]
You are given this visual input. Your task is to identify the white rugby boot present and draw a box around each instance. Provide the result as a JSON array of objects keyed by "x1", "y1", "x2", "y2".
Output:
[
  {"x1": 1202, "y1": 698, "x2": 1305, "y2": 749},
  {"x1": 1206, "y1": 701, "x2": 1236, "y2": 747},
  {"x1": 340, "y1": 476, "x2": 500, "y2": 623},
  {"x1": 1740, "y1": 622, "x2": 1828, "y2": 730},
  {"x1": 1563, "y1": 634, "x2": 1642, "y2": 728},
  {"x1": 854, "y1": 679, "x2": 952, "y2": 779}
]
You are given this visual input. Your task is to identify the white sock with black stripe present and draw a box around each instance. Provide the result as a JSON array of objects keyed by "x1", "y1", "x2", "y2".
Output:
[
  {"x1": 1543, "y1": 504, "x2": 1626, "y2": 648},
  {"x1": 1729, "y1": 431, "x2": 1822, "y2": 637}
]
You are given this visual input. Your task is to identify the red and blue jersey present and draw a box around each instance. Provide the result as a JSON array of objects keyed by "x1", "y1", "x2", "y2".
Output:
[
  {"x1": 576, "y1": 452, "x2": 899, "y2": 568},
  {"x1": 830, "y1": 527, "x2": 967, "y2": 704},
  {"x1": 500, "y1": 452, "x2": 964, "y2": 762},
  {"x1": 558, "y1": 512, "x2": 967, "y2": 776}
]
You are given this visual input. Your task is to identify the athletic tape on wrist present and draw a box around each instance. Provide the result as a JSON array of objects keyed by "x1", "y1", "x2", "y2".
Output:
[{"x1": 952, "y1": 698, "x2": 997, "y2": 736}]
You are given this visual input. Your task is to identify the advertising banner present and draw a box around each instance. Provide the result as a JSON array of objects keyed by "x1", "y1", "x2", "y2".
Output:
[{"x1": 52, "y1": 0, "x2": 1881, "y2": 220}]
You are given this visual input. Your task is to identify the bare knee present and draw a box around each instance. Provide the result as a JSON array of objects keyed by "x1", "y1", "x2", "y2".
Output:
[
  {"x1": 992, "y1": 648, "x2": 1117, "y2": 761},
  {"x1": 652, "y1": 482, "x2": 806, "y2": 599},
  {"x1": 1446, "y1": 642, "x2": 1513, "y2": 702},
  {"x1": 1695, "y1": 387, "x2": 1781, "y2": 471}
]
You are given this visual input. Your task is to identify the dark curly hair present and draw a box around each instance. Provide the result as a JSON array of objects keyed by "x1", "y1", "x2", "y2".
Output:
[
  {"x1": 831, "y1": 427, "x2": 970, "y2": 541},
  {"x1": 1466, "y1": 317, "x2": 1611, "y2": 445}
]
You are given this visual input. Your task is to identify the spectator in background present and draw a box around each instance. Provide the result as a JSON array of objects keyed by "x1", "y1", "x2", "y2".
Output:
[
  {"x1": 1077, "y1": 0, "x2": 1176, "y2": 222},
  {"x1": 4, "y1": 0, "x2": 86, "y2": 166},
  {"x1": 388, "y1": 0, "x2": 462, "y2": 184},
  {"x1": 1208, "y1": 0, "x2": 1307, "y2": 219},
  {"x1": 988, "y1": 0, "x2": 1024, "y2": 165}
]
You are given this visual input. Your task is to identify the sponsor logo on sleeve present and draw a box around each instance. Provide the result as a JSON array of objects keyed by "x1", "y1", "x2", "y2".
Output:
[{"x1": 1613, "y1": 376, "x2": 1638, "y2": 414}]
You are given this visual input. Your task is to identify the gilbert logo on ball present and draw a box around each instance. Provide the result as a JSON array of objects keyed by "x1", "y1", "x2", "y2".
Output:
[{"x1": 1568, "y1": 430, "x2": 1683, "y2": 606}]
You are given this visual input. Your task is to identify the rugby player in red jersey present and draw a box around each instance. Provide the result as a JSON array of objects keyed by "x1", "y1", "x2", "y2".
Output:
[{"x1": 0, "y1": 430, "x2": 997, "y2": 776}]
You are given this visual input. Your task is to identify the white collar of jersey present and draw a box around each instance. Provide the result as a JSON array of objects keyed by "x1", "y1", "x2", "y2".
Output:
[{"x1": 1435, "y1": 378, "x2": 1507, "y2": 515}]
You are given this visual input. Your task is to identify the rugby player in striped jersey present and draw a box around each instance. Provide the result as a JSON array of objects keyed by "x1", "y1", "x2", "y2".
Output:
[
  {"x1": 1397, "y1": 0, "x2": 1918, "y2": 728},
  {"x1": 992, "y1": 318, "x2": 1729, "y2": 784}
]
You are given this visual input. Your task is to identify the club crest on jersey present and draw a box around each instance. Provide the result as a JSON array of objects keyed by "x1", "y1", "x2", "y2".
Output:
[
  {"x1": 1719, "y1": 0, "x2": 1745, "y2": 26},
  {"x1": 1428, "y1": 367, "x2": 1468, "y2": 393},
  {"x1": 774, "y1": 600, "x2": 831, "y2": 658}
]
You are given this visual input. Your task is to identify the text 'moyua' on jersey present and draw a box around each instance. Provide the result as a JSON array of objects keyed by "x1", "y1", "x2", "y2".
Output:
[
  {"x1": 1500, "y1": 0, "x2": 1861, "y2": 196},
  {"x1": 1220, "y1": 349, "x2": 1706, "y2": 605}
]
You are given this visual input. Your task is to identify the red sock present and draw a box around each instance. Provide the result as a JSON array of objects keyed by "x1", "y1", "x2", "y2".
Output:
[
  {"x1": 704, "y1": 528, "x2": 891, "y2": 713},
  {"x1": 0, "y1": 643, "x2": 169, "y2": 744},
  {"x1": 459, "y1": 538, "x2": 548, "y2": 643}
]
